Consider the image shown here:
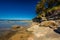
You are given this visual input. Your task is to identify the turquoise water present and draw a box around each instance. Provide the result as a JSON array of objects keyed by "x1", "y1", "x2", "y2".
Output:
[{"x1": 0, "y1": 21, "x2": 31, "y2": 28}]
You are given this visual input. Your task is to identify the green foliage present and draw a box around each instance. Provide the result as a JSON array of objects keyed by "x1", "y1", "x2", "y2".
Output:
[
  {"x1": 33, "y1": 0, "x2": 60, "y2": 22},
  {"x1": 36, "y1": 0, "x2": 60, "y2": 14}
]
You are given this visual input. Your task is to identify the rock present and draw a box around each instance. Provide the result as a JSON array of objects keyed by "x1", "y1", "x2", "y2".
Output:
[
  {"x1": 32, "y1": 17, "x2": 42, "y2": 23},
  {"x1": 28, "y1": 36, "x2": 34, "y2": 40},
  {"x1": 40, "y1": 21, "x2": 58, "y2": 29},
  {"x1": 27, "y1": 23, "x2": 49, "y2": 38},
  {"x1": 11, "y1": 25, "x2": 20, "y2": 31},
  {"x1": 9, "y1": 26, "x2": 33, "y2": 40},
  {"x1": 1, "y1": 21, "x2": 60, "y2": 40},
  {"x1": 27, "y1": 22, "x2": 60, "y2": 40}
]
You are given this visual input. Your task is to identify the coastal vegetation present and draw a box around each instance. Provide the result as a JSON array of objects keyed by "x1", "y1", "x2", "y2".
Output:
[{"x1": 33, "y1": 0, "x2": 60, "y2": 22}]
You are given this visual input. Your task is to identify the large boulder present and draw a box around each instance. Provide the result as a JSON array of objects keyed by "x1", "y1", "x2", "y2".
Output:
[
  {"x1": 40, "y1": 21, "x2": 58, "y2": 29},
  {"x1": 11, "y1": 25, "x2": 20, "y2": 31}
]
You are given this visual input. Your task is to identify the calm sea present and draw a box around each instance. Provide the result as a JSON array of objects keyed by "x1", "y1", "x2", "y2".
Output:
[{"x1": 0, "y1": 21, "x2": 32, "y2": 29}]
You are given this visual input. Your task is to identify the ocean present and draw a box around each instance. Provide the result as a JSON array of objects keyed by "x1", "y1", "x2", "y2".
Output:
[{"x1": 0, "y1": 21, "x2": 32, "y2": 29}]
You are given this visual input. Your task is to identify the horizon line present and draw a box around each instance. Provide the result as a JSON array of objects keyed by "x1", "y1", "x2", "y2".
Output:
[{"x1": 0, "y1": 18, "x2": 33, "y2": 20}]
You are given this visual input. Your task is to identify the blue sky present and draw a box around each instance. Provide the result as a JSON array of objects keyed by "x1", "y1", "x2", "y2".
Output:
[{"x1": 0, "y1": 0, "x2": 39, "y2": 20}]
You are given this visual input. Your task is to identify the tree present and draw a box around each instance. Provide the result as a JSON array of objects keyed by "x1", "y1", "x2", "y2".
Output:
[
  {"x1": 33, "y1": 0, "x2": 60, "y2": 22},
  {"x1": 36, "y1": 0, "x2": 60, "y2": 14}
]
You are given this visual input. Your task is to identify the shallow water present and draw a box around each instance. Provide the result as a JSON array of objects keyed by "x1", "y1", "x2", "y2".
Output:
[
  {"x1": 0, "y1": 21, "x2": 32, "y2": 29},
  {"x1": 0, "y1": 21, "x2": 32, "y2": 37}
]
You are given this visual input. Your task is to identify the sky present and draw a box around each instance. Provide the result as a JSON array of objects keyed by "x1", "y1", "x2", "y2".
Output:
[{"x1": 0, "y1": 0, "x2": 39, "y2": 20}]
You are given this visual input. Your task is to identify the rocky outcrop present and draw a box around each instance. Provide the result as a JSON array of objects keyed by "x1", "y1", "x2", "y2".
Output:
[
  {"x1": 40, "y1": 21, "x2": 58, "y2": 29},
  {"x1": 27, "y1": 22, "x2": 60, "y2": 40}
]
